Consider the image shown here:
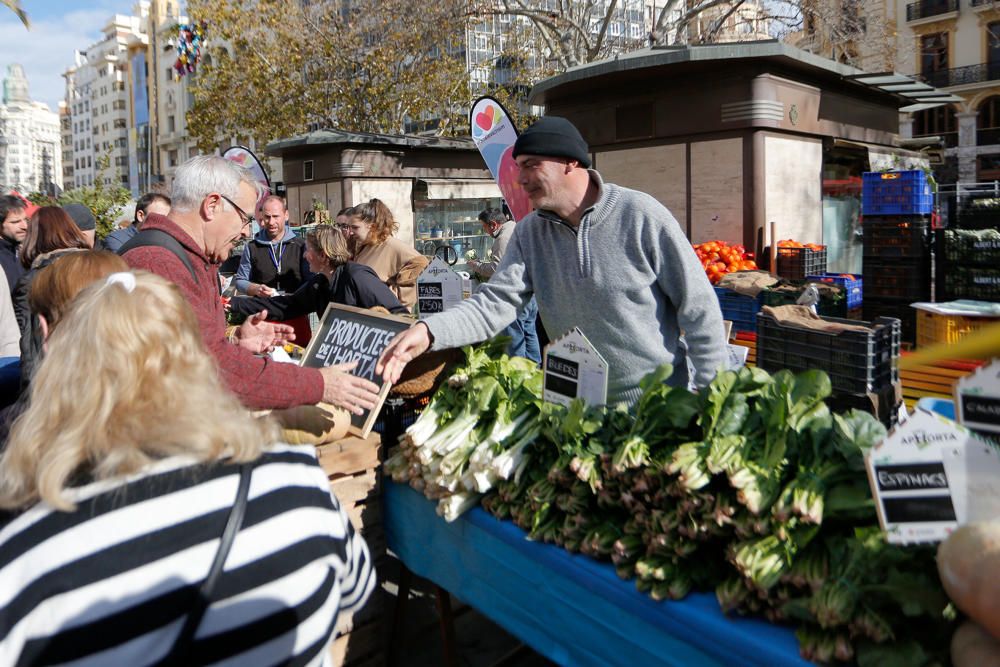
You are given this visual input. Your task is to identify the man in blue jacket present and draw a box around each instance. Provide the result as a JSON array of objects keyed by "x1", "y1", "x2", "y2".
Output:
[{"x1": 234, "y1": 195, "x2": 312, "y2": 297}]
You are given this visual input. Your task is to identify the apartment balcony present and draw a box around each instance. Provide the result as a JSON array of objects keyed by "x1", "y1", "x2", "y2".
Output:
[
  {"x1": 921, "y1": 63, "x2": 1000, "y2": 88},
  {"x1": 906, "y1": 0, "x2": 958, "y2": 21}
]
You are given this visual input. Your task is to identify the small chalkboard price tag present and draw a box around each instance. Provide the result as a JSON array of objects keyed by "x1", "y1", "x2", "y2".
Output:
[
  {"x1": 542, "y1": 328, "x2": 608, "y2": 407},
  {"x1": 955, "y1": 360, "x2": 1000, "y2": 435},
  {"x1": 865, "y1": 408, "x2": 1000, "y2": 544},
  {"x1": 417, "y1": 258, "x2": 463, "y2": 317},
  {"x1": 300, "y1": 303, "x2": 413, "y2": 437}
]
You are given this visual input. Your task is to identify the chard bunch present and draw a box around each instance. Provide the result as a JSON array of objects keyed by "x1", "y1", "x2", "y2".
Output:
[{"x1": 386, "y1": 340, "x2": 544, "y2": 521}]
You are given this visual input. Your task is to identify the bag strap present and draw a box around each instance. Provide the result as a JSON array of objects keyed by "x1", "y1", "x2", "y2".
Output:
[
  {"x1": 118, "y1": 229, "x2": 200, "y2": 286},
  {"x1": 162, "y1": 463, "x2": 252, "y2": 664}
]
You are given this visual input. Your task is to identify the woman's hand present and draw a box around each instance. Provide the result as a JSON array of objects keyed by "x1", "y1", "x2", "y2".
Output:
[{"x1": 234, "y1": 310, "x2": 295, "y2": 354}]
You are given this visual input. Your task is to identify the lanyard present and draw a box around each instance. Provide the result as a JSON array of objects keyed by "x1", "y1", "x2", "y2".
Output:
[{"x1": 267, "y1": 241, "x2": 284, "y2": 274}]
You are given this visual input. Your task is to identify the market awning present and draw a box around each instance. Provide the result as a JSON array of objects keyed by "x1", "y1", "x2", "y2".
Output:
[
  {"x1": 843, "y1": 73, "x2": 964, "y2": 112},
  {"x1": 832, "y1": 139, "x2": 929, "y2": 172},
  {"x1": 417, "y1": 179, "x2": 502, "y2": 201}
]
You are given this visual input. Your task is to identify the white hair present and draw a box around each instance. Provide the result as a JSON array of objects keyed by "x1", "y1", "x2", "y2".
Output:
[{"x1": 170, "y1": 155, "x2": 265, "y2": 213}]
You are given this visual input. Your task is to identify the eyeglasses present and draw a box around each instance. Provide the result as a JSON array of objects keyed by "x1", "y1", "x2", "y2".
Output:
[{"x1": 219, "y1": 194, "x2": 255, "y2": 229}]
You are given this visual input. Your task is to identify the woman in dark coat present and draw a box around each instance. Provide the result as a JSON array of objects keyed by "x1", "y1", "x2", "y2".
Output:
[{"x1": 229, "y1": 225, "x2": 409, "y2": 321}]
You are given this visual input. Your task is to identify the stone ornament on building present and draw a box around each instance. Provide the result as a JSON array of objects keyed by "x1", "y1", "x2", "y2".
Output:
[{"x1": 789, "y1": 104, "x2": 799, "y2": 126}]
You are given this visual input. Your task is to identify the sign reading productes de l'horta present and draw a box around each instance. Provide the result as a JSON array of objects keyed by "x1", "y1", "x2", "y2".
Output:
[{"x1": 300, "y1": 303, "x2": 412, "y2": 437}]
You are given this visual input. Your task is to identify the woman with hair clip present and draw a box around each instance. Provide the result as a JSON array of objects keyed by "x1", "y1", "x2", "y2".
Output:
[
  {"x1": 342, "y1": 198, "x2": 428, "y2": 310},
  {"x1": 229, "y1": 224, "x2": 408, "y2": 321},
  {"x1": 0, "y1": 271, "x2": 374, "y2": 665}
]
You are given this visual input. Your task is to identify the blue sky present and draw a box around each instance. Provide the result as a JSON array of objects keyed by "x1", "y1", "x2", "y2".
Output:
[{"x1": 1, "y1": 1, "x2": 147, "y2": 111}]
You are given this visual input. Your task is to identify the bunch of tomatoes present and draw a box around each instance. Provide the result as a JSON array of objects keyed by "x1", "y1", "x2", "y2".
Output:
[{"x1": 693, "y1": 240, "x2": 758, "y2": 285}]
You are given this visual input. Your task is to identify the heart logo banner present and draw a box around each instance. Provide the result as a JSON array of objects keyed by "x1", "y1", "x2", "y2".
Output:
[{"x1": 468, "y1": 96, "x2": 531, "y2": 222}]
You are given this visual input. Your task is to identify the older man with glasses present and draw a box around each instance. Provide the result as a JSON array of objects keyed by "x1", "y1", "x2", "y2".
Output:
[{"x1": 122, "y1": 155, "x2": 380, "y2": 414}]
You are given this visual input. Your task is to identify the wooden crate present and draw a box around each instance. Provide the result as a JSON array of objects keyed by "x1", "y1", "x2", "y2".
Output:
[
  {"x1": 316, "y1": 433, "x2": 387, "y2": 667},
  {"x1": 899, "y1": 357, "x2": 983, "y2": 410}
]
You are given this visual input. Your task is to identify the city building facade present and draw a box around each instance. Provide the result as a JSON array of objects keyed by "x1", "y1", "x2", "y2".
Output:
[
  {"x1": 63, "y1": 12, "x2": 146, "y2": 190},
  {"x1": 893, "y1": 0, "x2": 1000, "y2": 183},
  {"x1": 0, "y1": 64, "x2": 62, "y2": 194}
]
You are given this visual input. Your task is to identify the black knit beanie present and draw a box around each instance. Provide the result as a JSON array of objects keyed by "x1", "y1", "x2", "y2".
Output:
[{"x1": 512, "y1": 116, "x2": 591, "y2": 168}]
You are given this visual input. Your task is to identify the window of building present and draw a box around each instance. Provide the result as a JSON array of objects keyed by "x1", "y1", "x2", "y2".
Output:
[
  {"x1": 114, "y1": 119, "x2": 126, "y2": 129},
  {"x1": 84, "y1": 101, "x2": 89, "y2": 111},
  {"x1": 168, "y1": 150, "x2": 178, "y2": 167},
  {"x1": 913, "y1": 105, "x2": 958, "y2": 146},
  {"x1": 87, "y1": 156, "x2": 92, "y2": 168},
  {"x1": 166, "y1": 67, "x2": 173, "y2": 81},
  {"x1": 168, "y1": 115, "x2": 175, "y2": 133},
  {"x1": 303, "y1": 160, "x2": 314, "y2": 181},
  {"x1": 920, "y1": 33, "x2": 948, "y2": 75}
]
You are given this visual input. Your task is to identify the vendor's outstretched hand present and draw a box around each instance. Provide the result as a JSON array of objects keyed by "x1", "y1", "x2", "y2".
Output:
[
  {"x1": 319, "y1": 362, "x2": 380, "y2": 415},
  {"x1": 236, "y1": 310, "x2": 295, "y2": 354},
  {"x1": 376, "y1": 323, "x2": 432, "y2": 384}
]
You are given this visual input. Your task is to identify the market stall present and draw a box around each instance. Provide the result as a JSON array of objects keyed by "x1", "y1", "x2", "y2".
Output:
[{"x1": 385, "y1": 481, "x2": 807, "y2": 667}]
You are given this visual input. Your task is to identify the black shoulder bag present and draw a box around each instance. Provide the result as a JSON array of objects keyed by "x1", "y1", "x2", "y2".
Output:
[{"x1": 160, "y1": 464, "x2": 252, "y2": 664}]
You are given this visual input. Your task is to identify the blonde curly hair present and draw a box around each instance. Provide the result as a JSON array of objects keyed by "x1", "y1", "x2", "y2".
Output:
[{"x1": 0, "y1": 271, "x2": 279, "y2": 511}]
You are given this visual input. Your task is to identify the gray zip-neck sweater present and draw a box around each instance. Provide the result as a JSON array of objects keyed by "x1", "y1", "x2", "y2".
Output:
[{"x1": 424, "y1": 170, "x2": 726, "y2": 406}]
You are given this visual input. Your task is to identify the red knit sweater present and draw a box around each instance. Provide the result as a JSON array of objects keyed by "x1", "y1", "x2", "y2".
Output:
[{"x1": 122, "y1": 214, "x2": 323, "y2": 409}]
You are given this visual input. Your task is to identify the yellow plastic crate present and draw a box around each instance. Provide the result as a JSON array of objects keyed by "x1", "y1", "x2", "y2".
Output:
[{"x1": 915, "y1": 309, "x2": 1000, "y2": 348}]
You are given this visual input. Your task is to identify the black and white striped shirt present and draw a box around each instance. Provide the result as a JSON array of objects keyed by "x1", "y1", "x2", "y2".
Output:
[{"x1": 0, "y1": 444, "x2": 375, "y2": 666}]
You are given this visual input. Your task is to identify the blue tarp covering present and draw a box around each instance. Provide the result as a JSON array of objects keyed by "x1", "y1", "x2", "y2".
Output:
[{"x1": 384, "y1": 481, "x2": 811, "y2": 666}]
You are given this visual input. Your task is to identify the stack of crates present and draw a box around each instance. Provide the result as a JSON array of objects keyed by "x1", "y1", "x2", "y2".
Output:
[
  {"x1": 756, "y1": 311, "x2": 902, "y2": 427},
  {"x1": 936, "y1": 198, "x2": 1000, "y2": 303},
  {"x1": 860, "y1": 171, "x2": 934, "y2": 344}
]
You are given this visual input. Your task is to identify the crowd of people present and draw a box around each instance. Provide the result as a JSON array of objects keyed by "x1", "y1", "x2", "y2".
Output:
[{"x1": 0, "y1": 115, "x2": 725, "y2": 663}]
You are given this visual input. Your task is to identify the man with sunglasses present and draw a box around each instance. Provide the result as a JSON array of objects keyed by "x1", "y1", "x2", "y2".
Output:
[{"x1": 123, "y1": 155, "x2": 380, "y2": 414}]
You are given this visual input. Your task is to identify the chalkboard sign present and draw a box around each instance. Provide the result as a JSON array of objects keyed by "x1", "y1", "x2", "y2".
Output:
[
  {"x1": 418, "y1": 258, "x2": 463, "y2": 317},
  {"x1": 300, "y1": 303, "x2": 413, "y2": 437}
]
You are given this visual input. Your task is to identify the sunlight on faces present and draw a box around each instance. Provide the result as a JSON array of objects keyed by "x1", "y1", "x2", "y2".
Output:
[
  {"x1": 343, "y1": 216, "x2": 370, "y2": 254},
  {"x1": 304, "y1": 242, "x2": 327, "y2": 274},
  {"x1": 1, "y1": 208, "x2": 28, "y2": 244},
  {"x1": 261, "y1": 198, "x2": 288, "y2": 240},
  {"x1": 204, "y1": 181, "x2": 257, "y2": 263},
  {"x1": 515, "y1": 154, "x2": 573, "y2": 212}
]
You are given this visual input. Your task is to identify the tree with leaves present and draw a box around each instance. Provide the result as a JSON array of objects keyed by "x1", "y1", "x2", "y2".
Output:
[
  {"x1": 186, "y1": 0, "x2": 475, "y2": 149},
  {"x1": 57, "y1": 151, "x2": 132, "y2": 240}
]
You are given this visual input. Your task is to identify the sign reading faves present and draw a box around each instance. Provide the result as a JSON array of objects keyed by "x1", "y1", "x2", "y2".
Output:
[
  {"x1": 865, "y1": 408, "x2": 1000, "y2": 544},
  {"x1": 955, "y1": 359, "x2": 1000, "y2": 434},
  {"x1": 543, "y1": 328, "x2": 608, "y2": 408},
  {"x1": 417, "y1": 258, "x2": 463, "y2": 317}
]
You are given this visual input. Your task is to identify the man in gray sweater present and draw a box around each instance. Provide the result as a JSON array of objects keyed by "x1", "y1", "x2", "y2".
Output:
[
  {"x1": 468, "y1": 207, "x2": 540, "y2": 363},
  {"x1": 379, "y1": 116, "x2": 726, "y2": 405}
]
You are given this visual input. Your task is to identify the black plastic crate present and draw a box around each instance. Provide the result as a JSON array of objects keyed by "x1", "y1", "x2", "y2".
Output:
[
  {"x1": 939, "y1": 228, "x2": 1000, "y2": 264},
  {"x1": 862, "y1": 217, "x2": 932, "y2": 259},
  {"x1": 957, "y1": 200, "x2": 1000, "y2": 229},
  {"x1": 756, "y1": 312, "x2": 900, "y2": 395},
  {"x1": 761, "y1": 246, "x2": 828, "y2": 281},
  {"x1": 863, "y1": 257, "x2": 931, "y2": 300},
  {"x1": 862, "y1": 297, "x2": 917, "y2": 345},
  {"x1": 827, "y1": 382, "x2": 903, "y2": 429},
  {"x1": 373, "y1": 396, "x2": 428, "y2": 445},
  {"x1": 938, "y1": 265, "x2": 1000, "y2": 301}
]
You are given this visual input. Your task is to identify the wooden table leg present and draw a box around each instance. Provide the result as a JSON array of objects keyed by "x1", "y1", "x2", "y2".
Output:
[
  {"x1": 435, "y1": 585, "x2": 458, "y2": 667},
  {"x1": 389, "y1": 564, "x2": 413, "y2": 666}
]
